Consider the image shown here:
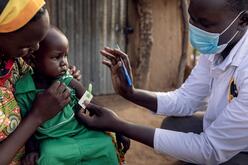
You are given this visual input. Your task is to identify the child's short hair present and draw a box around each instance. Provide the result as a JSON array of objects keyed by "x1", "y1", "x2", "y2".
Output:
[
  {"x1": 227, "y1": 0, "x2": 248, "y2": 12},
  {"x1": 24, "y1": 25, "x2": 64, "y2": 67},
  {"x1": 48, "y1": 25, "x2": 65, "y2": 36}
]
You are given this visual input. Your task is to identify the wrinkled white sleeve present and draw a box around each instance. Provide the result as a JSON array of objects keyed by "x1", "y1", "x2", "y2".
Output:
[
  {"x1": 154, "y1": 69, "x2": 248, "y2": 164},
  {"x1": 156, "y1": 56, "x2": 211, "y2": 116}
]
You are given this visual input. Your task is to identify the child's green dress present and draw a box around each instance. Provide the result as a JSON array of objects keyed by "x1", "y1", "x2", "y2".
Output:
[{"x1": 15, "y1": 72, "x2": 119, "y2": 165}]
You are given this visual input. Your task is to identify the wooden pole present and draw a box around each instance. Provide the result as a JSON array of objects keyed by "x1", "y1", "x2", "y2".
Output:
[
  {"x1": 135, "y1": 0, "x2": 153, "y2": 88},
  {"x1": 177, "y1": 0, "x2": 189, "y2": 87}
]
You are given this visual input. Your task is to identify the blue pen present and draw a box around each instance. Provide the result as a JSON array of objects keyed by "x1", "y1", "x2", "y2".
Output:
[{"x1": 116, "y1": 44, "x2": 132, "y2": 87}]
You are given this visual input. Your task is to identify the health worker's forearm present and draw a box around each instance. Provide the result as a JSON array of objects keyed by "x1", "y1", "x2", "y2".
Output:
[{"x1": 123, "y1": 88, "x2": 158, "y2": 113}]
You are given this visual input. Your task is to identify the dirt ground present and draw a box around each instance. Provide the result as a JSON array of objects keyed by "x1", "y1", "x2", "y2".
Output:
[{"x1": 95, "y1": 95, "x2": 183, "y2": 165}]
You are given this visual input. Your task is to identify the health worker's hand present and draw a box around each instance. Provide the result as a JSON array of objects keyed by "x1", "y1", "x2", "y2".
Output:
[
  {"x1": 100, "y1": 47, "x2": 134, "y2": 98},
  {"x1": 77, "y1": 103, "x2": 121, "y2": 132}
]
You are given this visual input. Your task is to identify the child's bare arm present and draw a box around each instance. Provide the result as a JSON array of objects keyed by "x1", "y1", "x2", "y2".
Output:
[
  {"x1": 69, "y1": 79, "x2": 97, "y2": 104},
  {"x1": 68, "y1": 79, "x2": 86, "y2": 99}
]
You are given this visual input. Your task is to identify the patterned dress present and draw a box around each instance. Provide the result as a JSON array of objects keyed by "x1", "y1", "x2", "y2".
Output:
[{"x1": 0, "y1": 57, "x2": 31, "y2": 165}]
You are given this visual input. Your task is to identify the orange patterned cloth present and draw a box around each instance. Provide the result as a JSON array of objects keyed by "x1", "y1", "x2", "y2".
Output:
[
  {"x1": 0, "y1": 58, "x2": 31, "y2": 165},
  {"x1": 106, "y1": 132, "x2": 127, "y2": 165},
  {"x1": 0, "y1": 0, "x2": 45, "y2": 163},
  {"x1": 0, "y1": 0, "x2": 45, "y2": 32}
]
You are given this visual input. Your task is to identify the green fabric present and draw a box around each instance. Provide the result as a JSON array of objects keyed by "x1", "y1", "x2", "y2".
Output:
[
  {"x1": 14, "y1": 72, "x2": 119, "y2": 165},
  {"x1": 38, "y1": 129, "x2": 118, "y2": 165},
  {"x1": 15, "y1": 72, "x2": 84, "y2": 139}
]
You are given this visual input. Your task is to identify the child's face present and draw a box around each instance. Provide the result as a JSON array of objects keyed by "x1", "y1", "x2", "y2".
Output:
[
  {"x1": 35, "y1": 30, "x2": 69, "y2": 79},
  {"x1": 189, "y1": 0, "x2": 246, "y2": 45}
]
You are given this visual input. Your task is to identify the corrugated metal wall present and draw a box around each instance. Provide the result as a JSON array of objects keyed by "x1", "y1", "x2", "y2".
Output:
[{"x1": 46, "y1": 0, "x2": 127, "y2": 95}]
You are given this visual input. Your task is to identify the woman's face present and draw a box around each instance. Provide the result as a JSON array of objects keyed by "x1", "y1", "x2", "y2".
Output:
[{"x1": 0, "y1": 9, "x2": 50, "y2": 59}]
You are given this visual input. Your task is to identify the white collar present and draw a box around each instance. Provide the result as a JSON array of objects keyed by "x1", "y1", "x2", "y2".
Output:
[{"x1": 208, "y1": 29, "x2": 248, "y2": 71}]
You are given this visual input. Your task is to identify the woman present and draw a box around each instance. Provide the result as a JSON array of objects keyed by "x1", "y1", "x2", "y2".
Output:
[{"x1": 0, "y1": 1, "x2": 73, "y2": 164}]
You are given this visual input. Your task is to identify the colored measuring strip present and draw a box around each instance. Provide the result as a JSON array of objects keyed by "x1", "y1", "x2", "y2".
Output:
[
  {"x1": 115, "y1": 44, "x2": 132, "y2": 87},
  {"x1": 78, "y1": 83, "x2": 93, "y2": 109}
]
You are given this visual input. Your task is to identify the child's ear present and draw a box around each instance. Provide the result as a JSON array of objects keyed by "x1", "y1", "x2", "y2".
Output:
[{"x1": 238, "y1": 11, "x2": 248, "y2": 30}]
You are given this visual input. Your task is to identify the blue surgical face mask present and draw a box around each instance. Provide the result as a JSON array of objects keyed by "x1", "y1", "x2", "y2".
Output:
[{"x1": 189, "y1": 12, "x2": 244, "y2": 55}]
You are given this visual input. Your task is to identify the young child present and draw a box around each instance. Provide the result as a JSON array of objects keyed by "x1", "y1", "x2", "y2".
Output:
[{"x1": 14, "y1": 26, "x2": 129, "y2": 165}]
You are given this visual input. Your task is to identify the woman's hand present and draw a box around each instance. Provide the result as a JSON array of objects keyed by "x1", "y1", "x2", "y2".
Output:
[
  {"x1": 0, "y1": 82, "x2": 70, "y2": 165},
  {"x1": 77, "y1": 103, "x2": 121, "y2": 132},
  {"x1": 69, "y1": 65, "x2": 82, "y2": 81},
  {"x1": 100, "y1": 47, "x2": 134, "y2": 98},
  {"x1": 30, "y1": 81, "x2": 70, "y2": 124}
]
